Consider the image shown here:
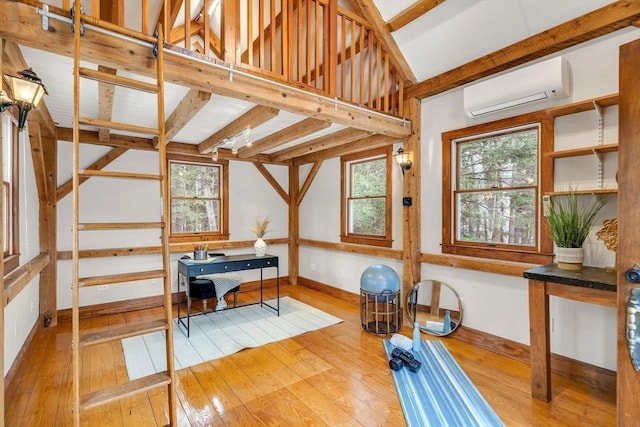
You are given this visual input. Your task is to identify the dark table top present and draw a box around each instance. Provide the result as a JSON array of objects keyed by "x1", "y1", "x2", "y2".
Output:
[{"x1": 523, "y1": 264, "x2": 617, "y2": 292}]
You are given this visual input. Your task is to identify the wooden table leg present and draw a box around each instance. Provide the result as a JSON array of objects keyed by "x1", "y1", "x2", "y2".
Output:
[{"x1": 529, "y1": 279, "x2": 552, "y2": 401}]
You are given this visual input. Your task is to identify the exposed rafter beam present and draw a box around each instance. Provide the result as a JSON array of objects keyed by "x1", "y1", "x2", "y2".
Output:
[
  {"x1": 404, "y1": 0, "x2": 640, "y2": 99},
  {"x1": 56, "y1": 146, "x2": 129, "y2": 201},
  {"x1": 97, "y1": 66, "x2": 117, "y2": 142},
  {"x1": 270, "y1": 128, "x2": 373, "y2": 162},
  {"x1": 238, "y1": 118, "x2": 331, "y2": 159},
  {"x1": 197, "y1": 105, "x2": 280, "y2": 153},
  {"x1": 163, "y1": 88, "x2": 212, "y2": 142},
  {"x1": 294, "y1": 133, "x2": 397, "y2": 165},
  {"x1": 169, "y1": 21, "x2": 203, "y2": 44},
  {"x1": 386, "y1": 0, "x2": 445, "y2": 32},
  {"x1": 350, "y1": 0, "x2": 417, "y2": 84},
  {"x1": 157, "y1": 0, "x2": 184, "y2": 38}
]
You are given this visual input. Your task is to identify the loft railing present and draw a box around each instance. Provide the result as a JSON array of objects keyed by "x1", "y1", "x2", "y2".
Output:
[{"x1": 36, "y1": 0, "x2": 404, "y2": 118}]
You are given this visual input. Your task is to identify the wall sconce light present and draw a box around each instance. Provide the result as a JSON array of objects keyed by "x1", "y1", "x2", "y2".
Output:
[
  {"x1": 394, "y1": 147, "x2": 412, "y2": 175},
  {"x1": 1, "y1": 68, "x2": 48, "y2": 131}
]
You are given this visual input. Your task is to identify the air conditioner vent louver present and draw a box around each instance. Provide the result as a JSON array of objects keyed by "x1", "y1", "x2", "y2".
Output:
[{"x1": 463, "y1": 57, "x2": 570, "y2": 117}]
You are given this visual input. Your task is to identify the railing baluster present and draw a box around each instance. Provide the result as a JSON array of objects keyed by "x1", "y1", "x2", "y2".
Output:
[
  {"x1": 185, "y1": 0, "x2": 191, "y2": 50},
  {"x1": 142, "y1": 0, "x2": 148, "y2": 34}
]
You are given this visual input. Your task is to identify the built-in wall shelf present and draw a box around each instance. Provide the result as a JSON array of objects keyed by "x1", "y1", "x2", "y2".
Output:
[
  {"x1": 546, "y1": 143, "x2": 618, "y2": 159},
  {"x1": 545, "y1": 93, "x2": 619, "y2": 118},
  {"x1": 545, "y1": 188, "x2": 618, "y2": 196}
]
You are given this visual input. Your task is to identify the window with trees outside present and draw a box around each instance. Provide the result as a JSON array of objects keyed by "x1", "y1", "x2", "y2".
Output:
[
  {"x1": 442, "y1": 113, "x2": 553, "y2": 264},
  {"x1": 2, "y1": 115, "x2": 19, "y2": 273},
  {"x1": 341, "y1": 146, "x2": 392, "y2": 247},
  {"x1": 169, "y1": 159, "x2": 229, "y2": 242}
]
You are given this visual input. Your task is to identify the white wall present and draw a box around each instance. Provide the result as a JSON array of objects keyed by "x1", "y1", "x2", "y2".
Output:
[
  {"x1": 55, "y1": 145, "x2": 289, "y2": 310},
  {"x1": 301, "y1": 28, "x2": 640, "y2": 371},
  {"x1": 4, "y1": 121, "x2": 41, "y2": 375}
]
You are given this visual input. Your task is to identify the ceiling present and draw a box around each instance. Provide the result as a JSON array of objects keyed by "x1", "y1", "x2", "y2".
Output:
[{"x1": 10, "y1": 0, "x2": 630, "y2": 164}]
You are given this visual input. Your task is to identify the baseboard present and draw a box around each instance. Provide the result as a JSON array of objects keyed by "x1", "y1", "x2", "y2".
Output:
[
  {"x1": 297, "y1": 276, "x2": 616, "y2": 394},
  {"x1": 453, "y1": 325, "x2": 616, "y2": 394},
  {"x1": 4, "y1": 315, "x2": 44, "y2": 403},
  {"x1": 297, "y1": 276, "x2": 360, "y2": 305},
  {"x1": 57, "y1": 277, "x2": 287, "y2": 322}
]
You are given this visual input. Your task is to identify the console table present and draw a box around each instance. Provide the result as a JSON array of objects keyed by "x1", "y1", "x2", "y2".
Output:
[
  {"x1": 523, "y1": 264, "x2": 616, "y2": 401},
  {"x1": 177, "y1": 253, "x2": 279, "y2": 335}
]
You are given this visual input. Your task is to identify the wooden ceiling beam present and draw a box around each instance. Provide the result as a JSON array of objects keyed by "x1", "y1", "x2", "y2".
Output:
[
  {"x1": 386, "y1": 0, "x2": 445, "y2": 32},
  {"x1": 404, "y1": 0, "x2": 640, "y2": 99},
  {"x1": 27, "y1": 122, "x2": 48, "y2": 201},
  {"x1": 97, "y1": 66, "x2": 117, "y2": 142},
  {"x1": 350, "y1": 0, "x2": 417, "y2": 84},
  {"x1": 294, "y1": 133, "x2": 397, "y2": 165},
  {"x1": 270, "y1": 127, "x2": 373, "y2": 162},
  {"x1": 197, "y1": 105, "x2": 280, "y2": 153},
  {"x1": 163, "y1": 88, "x2": 212, "y2": 143},
  {"x1": 54, "y1": 127, "x2": 283, "y2": 164},
  {"x1": 239, "y1": 118, "x2": 331, "y2": 159}
]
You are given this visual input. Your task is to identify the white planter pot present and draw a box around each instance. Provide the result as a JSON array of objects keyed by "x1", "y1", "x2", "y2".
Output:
[
  {"x1": 555, "y1": 247, "x2": 584, "y2": 271},
  {"x1": 254, "y1": 238, "x2": 267, "y2": 257}
]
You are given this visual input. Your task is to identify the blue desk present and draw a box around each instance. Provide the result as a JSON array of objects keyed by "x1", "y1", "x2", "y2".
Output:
[{"x1": 177, "y1": 253, "x2": 279, "y2": 335}]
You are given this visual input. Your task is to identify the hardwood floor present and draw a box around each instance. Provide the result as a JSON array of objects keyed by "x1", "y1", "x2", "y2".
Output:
[{"x1": 6, "y1": 285, "x2": 615, "y2": 426}]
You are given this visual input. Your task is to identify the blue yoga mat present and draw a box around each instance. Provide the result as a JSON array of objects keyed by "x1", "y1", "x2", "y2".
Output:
[{"x1": 383, "y1": 339, "x2": 504, "y2": 427}]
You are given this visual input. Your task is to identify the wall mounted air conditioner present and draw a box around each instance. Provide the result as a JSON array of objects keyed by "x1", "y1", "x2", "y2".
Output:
[{"x1": 463, "y1": 56, "x2": 570, "y2": 117}]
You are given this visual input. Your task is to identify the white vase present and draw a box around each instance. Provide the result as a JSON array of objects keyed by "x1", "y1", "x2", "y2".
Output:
[
  {"x1": 555, "y1": 247, "x2": 584, "y2": 271},
  {"x1": 254, "y1": 237, "x2": 267, "y2": 257}
]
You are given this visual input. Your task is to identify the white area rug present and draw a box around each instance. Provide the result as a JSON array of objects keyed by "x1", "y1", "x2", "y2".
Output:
[{"x1": 121, "y1": 296, "x2": 342, "y2": 380}]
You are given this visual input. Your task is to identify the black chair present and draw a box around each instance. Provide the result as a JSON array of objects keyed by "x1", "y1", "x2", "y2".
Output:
[{"x1": 179, "y1": 253, "x2": 241, "y2": 337}]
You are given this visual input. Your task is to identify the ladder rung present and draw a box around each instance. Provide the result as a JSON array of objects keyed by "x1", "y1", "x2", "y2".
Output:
[
  {"x1": 80, "y1": 319, "x2": 168, "y2": 348},
  {"x1": 78, "y1": 169, "x2": 161, "y2": 180},
  {"x1": 79, "y1": 117, "x2": 160, "y2": 136},
  {"x1": 79, "y1": 270, "x2": 165, "y2": 287},
  {"x1": 79, "y1": 222, "x2": 165, "y2": 230},
  {"x1": 79, "y1": 67, "x2": 159, "y2": 93},
  {"x1": 80, "y1": 372, "x2": 171, "y2": 411}
]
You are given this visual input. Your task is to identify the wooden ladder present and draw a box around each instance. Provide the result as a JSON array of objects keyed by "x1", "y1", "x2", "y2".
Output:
[{"x1": 70, "y1": 2, "x2": 176, "y2": 425}]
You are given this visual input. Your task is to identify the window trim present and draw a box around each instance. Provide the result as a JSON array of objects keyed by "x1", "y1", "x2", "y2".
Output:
[
  {"x1": 340, "y1": 146, "x2": 393, "y2": 248},
  {"x1": 3, "y1": 123, "x2": 19, "y2": 273},
  {"x1": 167, "y1": 155, "x2": 229, "y2": 243},
  {"x1": 442, "y1": 112, "x2": 554, "y2": 264}
]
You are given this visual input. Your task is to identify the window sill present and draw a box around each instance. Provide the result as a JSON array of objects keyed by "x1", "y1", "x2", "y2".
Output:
[
  {"x1": 341, "y1": 235, "x2": 392, "y2": 248},
  {"x1": 442, "y1": 244, "x2": 552, "y2": 265}
]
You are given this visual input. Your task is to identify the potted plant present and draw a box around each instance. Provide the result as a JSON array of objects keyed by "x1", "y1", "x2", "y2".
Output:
[
  {"x1": 545, "y1": 192, "x2": 605, "y2": 270},
  {"x1": 250, "y1": 216, "x2": 272, "y2": 257}
]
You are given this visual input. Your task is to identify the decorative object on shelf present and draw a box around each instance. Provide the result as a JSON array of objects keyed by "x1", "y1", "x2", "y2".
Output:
[
  {"x1": 596, "y1": 217, "x2": 618, "y2": 273},
  {"x1": 545, "y1": 191, "x2": 605, "y2": 270},
  {"x1": 193, "y1": 243, "x2": 208, "y2": 260},
  {"x1": 250, "y1": 215, "x2": 271, "y2": 257}
]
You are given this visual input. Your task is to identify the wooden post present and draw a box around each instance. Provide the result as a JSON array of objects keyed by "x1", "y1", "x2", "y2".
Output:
[
  {"x1": 220, "y1": 0, "x2": 239, "y2": 63},
  {"x1": 0, "y1": 36, "x2": 6, "y2": 426},
  {"x1": 289, "y1": 162, "x2": 299, "y2": 285},
  {"x1": 617, "y1": 37, "x2": 640, "y2": 426},
  {"x1": 401, "y1": 97, "x2": 420, "y2": 324}
]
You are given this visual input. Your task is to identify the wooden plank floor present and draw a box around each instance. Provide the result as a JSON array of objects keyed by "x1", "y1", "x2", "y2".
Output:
[{"x1": 6, "y1": 285, "x2": 615, "y2": 426}]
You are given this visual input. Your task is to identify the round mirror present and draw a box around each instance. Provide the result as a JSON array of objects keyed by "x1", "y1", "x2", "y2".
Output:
[{"x1": 406, "y1": 280, "x2": 463, "y2": 336}]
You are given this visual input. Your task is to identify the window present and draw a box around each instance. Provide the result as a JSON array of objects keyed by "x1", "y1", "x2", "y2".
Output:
[
  {"x1": 442, "y1": 113, "x2": 553, "y2": 263},
  {"x1": 341, "y1": 146, "x2": 392, "y2": 247},
  {"x1": 168, "y1": 158, "x2": 229, "y2": 242},
  {"x1": 2, "y1": 116, "x2": 19, "y2": 273}
]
